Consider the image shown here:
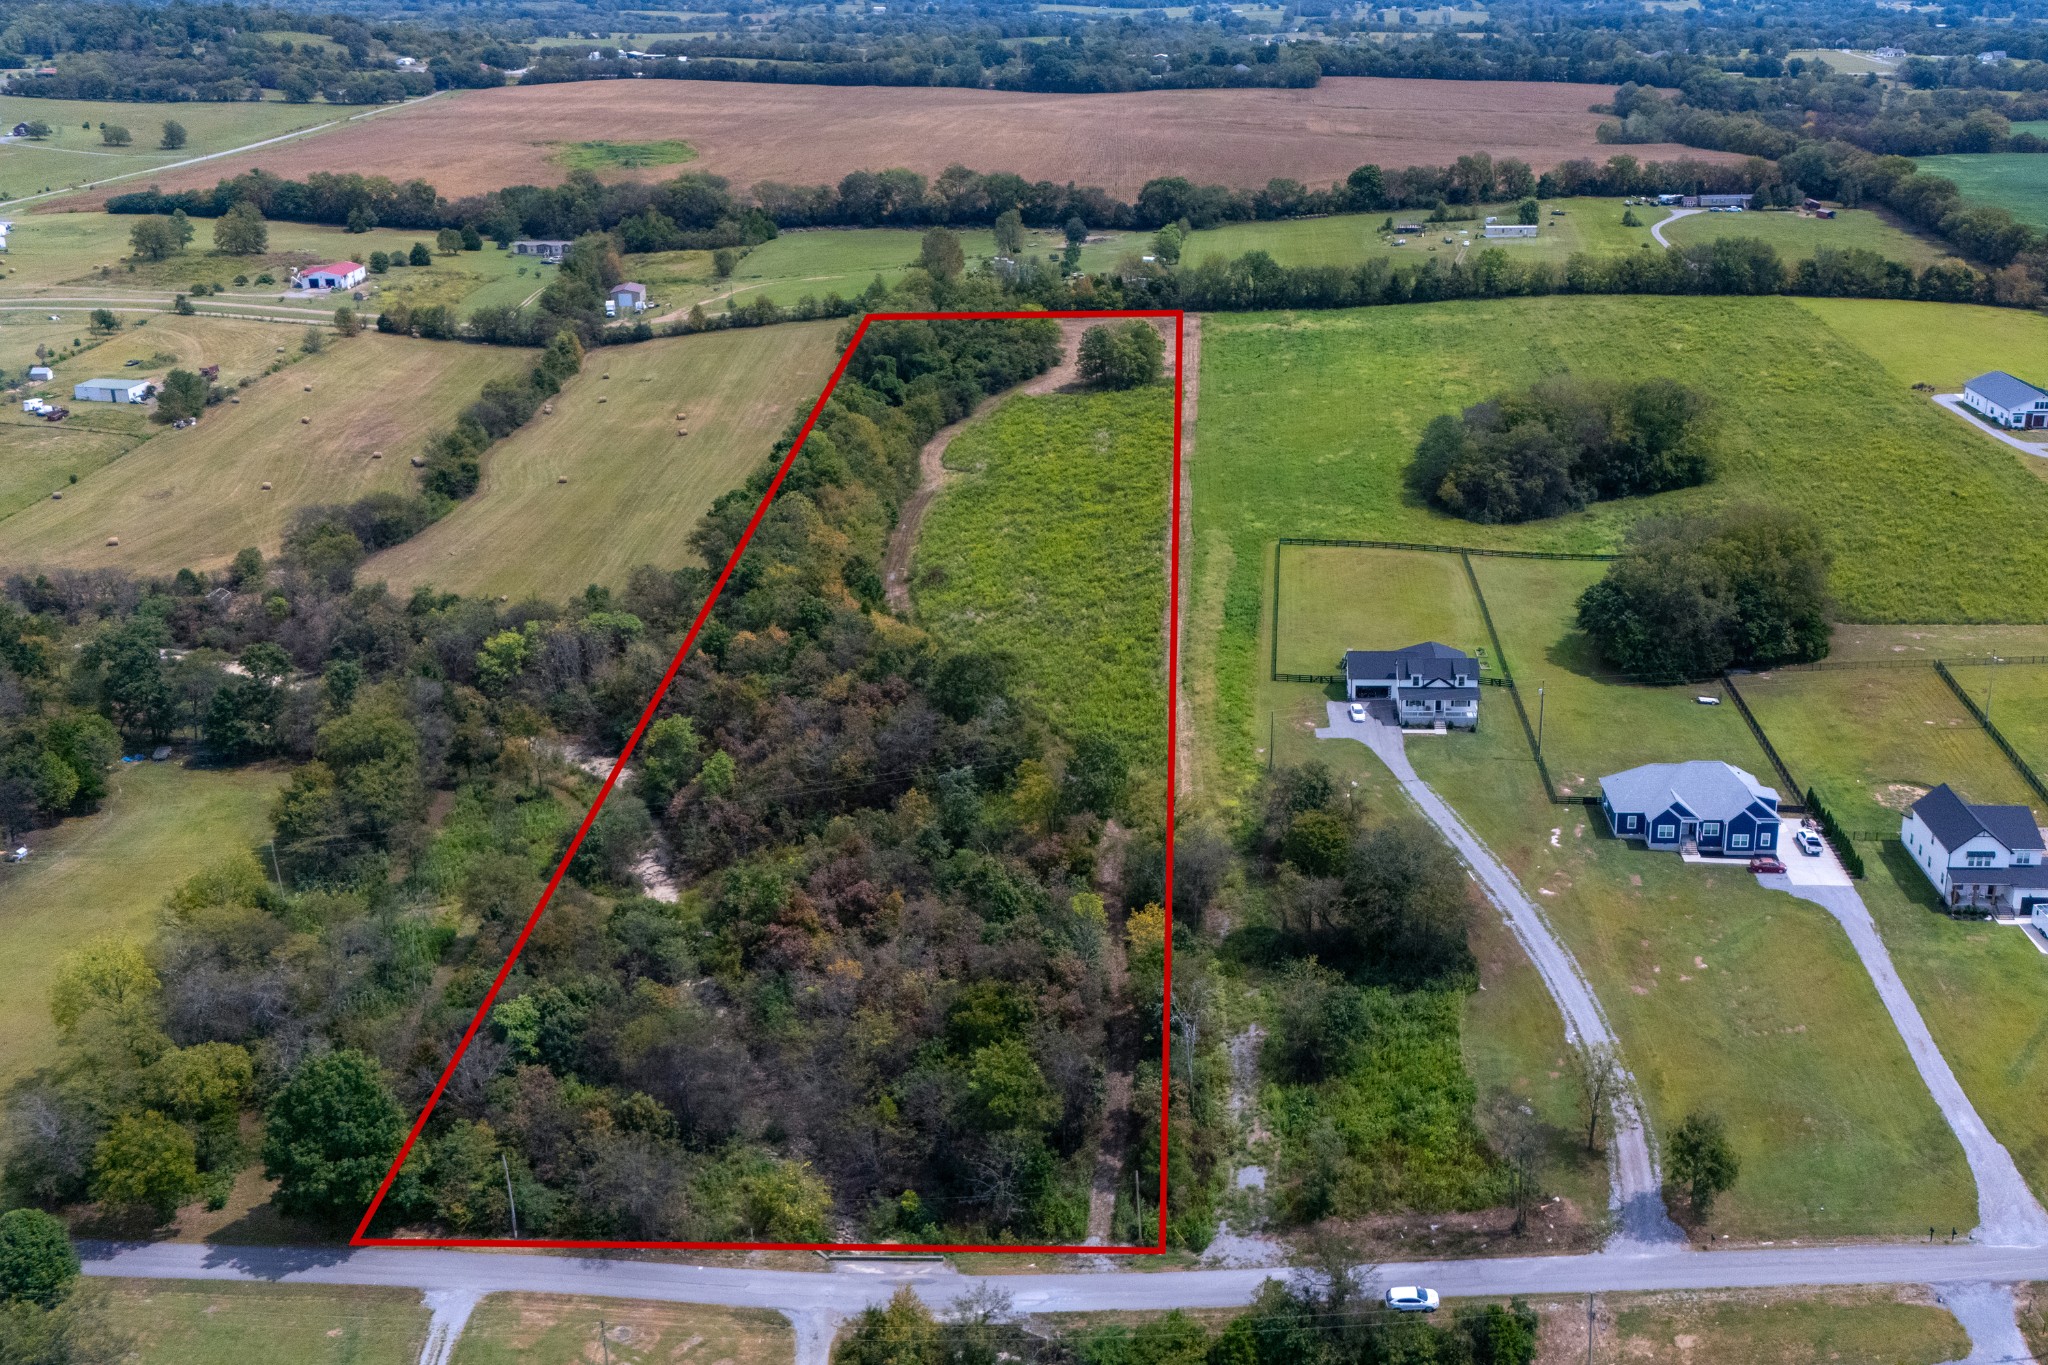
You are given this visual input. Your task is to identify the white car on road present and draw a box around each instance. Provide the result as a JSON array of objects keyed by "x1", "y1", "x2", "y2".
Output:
[{"x1": 1385, "y1": 1286, "x2": 1440, "y2": 1312}]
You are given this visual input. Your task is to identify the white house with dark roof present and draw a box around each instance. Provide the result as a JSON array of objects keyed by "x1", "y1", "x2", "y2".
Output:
[
  {"x1": 1902, "y1": 783, "x2": 2048, "y2": 913},
  {"x1": 1341, "y1": 642, "x2": 1479, "y2": 728},
  {"x1": 1600, "y1": 760, "x2": 1780, "y2": 856},
  {"x1": 1963, "y1": 371, "x2": 2048, "y2": 429}
]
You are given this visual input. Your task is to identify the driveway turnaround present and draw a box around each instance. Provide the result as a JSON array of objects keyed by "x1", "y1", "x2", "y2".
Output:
[
  {"x1": 1932, "y1": 393, "x2": 2048, "y2": 460},
  {"x1": 1765, "y1": 876, "x2": 2048, "y2": 1246},
  {"x1": 1315, "y1": 705, "x2": 1684, "y2": 1248}
]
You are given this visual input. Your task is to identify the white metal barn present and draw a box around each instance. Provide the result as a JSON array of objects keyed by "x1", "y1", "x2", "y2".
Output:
[
  {"x1": 1963, "y1": 371, "x2": 2048, "y2": 429},
  {"x1": 1482, "y1": 223, "x2": 1539, "y2": 239},
  {"x1": 73, "y1": 378, "x2": 150, "y2": 403}
]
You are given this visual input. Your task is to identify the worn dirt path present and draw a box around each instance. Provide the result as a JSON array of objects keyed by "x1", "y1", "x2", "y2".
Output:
[{"x1": 883, "y1": 316, "x2": 1179, "y2": 618}]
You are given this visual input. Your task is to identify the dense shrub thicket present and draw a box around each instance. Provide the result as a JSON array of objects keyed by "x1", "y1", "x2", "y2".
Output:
[
  {"x1": 1409, "y1": 377, "x2": 1715, "y2": 524},
  {"x1": 1577, "y1": 507, "x2": 1833, "y2": 683}
]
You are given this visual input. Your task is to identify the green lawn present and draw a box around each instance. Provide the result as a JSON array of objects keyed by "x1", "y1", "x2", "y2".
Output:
[
  {"x1": 1735, "y1": 665, "x2": 2035, "y2": 835},
  {"x1": 1914, "y1": 152, "x2": 2048, "y2": 229},
  {"x1": 92, "y1": 1279, "x2": 428, "y2": 1365},
  {"x1": 1191, "y1": 297, "x2": 2048, "y2": 795},
  {"x1": 450, "y1": 1294, "x2": 789, "y2": 1365},
  {"x1": 550, "y1": 138, "x2": 698, "y2": 171},
  {"x1": 1403, "y1": 720, "x2": 1977, "y2": 1238},
  {"x1": 1796, "y1": 297, "x2": 2048, "y2": 395},
  {"x1": 916, "y1": 386, "x2": 1173, "y2": 765},
  {"x1": 1570, "y1": 1287, "x2": 1968, "y2": 1364},
  {"x1": 0, "y1": 97, "x2": 369, "y2": 200},
  {"x1": 0, "y1": 762, "x2": 281, "y2": 1088},
  {"x1": 1181, "y1": 198, "x2": 1666, "y2": 274},
  {"x1": 1272, "y1": 544, "x2": 1492, "y2": 678},
  {"x1": 1661, "y1": 206, "x2": 1953, "y2": 268}
]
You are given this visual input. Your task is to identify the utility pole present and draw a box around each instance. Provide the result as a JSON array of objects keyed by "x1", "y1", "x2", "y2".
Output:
[
  {"x1": 598, "y1": 1317, "x2": 612, "y2": 1365},
  {"x1": 502, "y1": 1152, "x2": 519, "y2": 1239},
  {"x1": 1586, "y1": 1293, "x2": 1596, "y2": 1365}
]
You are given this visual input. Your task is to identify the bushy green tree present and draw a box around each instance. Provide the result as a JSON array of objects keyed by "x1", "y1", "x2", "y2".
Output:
[
  {"x1": 918, "y1": 227, "x2": 965, "y2": 282},
  {"x1": 158, "y1": 120, "x2": 186, "y2": 150},
  {"x1": 90, "y1": 1112, "x2": 201, "y2": 1221},
  {"x1": 262, "y1": 1050, "x2": 404, "y2": 1222},
  {"x1": 98, "y1": 124, "x2": 130, "y2": 147},
  {"x1": 1666, "y1": 1110, "x2": 1739, "y2": 1220},
  {"x1": 128, "y1": 216, "x2": 184, "y2": 262},
  {"x1": 0, "y1": 1211, "x2": 78, "y2": 1308},
  {"x1": 152, "y1": 368, "x2": 208, "y2": 424},
  {"x1": 408, "y1": 241, "x2": 431, "y2": 267},
  {"x1": 1076, "y1": 320, "x2": 1164, "y2": 390},
  {"x1": 211, "y1": 201, "x2": 267, "y2": 255}
]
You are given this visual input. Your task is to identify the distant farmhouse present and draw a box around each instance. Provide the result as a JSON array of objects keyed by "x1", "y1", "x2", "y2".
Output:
[
  {"x1": 1902, "y1": 784, "x2": 2048, "y2": 913},
  {"x1": 1483, "y1": 223, "x2": 1539, "y2": 239},
  {"x1": 1684, "y1": 193, "x2": 1753, "y2": 209},
  {"x1": 1342, "y1": 642, "x2": 1479, "y2": 729},
  {"x1": 1962, "y1": 371, "x2": 2048, "y2": 430},
  {"x1": 512, "y1": 239, "x2": 571, "y2": 264},
  {"x1": 1600, "y1": 761, "x2": 1781, "y2": 855}
]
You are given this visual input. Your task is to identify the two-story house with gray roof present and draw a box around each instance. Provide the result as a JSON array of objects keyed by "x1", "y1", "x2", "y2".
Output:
[
  {"x1": 1963, "y1": 371, "x2": 2048, "y2": 430},
  {"x1": 1599, "y1": 760, "x2": 1780, "y2": 856},
  {"x1": 1342, "y1": 642, "x2": 1479, "y2": 729},
  {"x1": 1902, "y1": 784, "x2": 2048, "y2": 913}
]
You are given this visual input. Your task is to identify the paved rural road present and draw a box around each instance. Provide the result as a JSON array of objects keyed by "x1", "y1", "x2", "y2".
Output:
[
  {"x1": 1315, "y1": 706, "x2": 1684, "y2": 1248},
  {"x1": 1649, "y1": 206, "x2": 1701, "y2": 246},
  {"x1": 1932, "y1": 392, "x2": 2048, "y2": 460},
  {"x1": 1767, "y1": 877, "x2": 2048, "y2": 1247}
]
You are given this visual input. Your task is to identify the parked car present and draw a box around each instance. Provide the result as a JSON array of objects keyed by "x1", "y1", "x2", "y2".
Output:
[
  {"x1": 1385, "y1": 1287, "x2": 1440, "y2": 1313},
  {"x1": 1749, "y1": 855, "x2": 1787, "y2": 874},
  {"x1": 1695, "y1": 695, "x2": 1720, "y2": 705},
  {"x1": 1348, "y1": 702, "x2": 1367, "y2": 722},
  {"x1": 6, "y1": 846, "x2": 28, "y2": 863},
  {"x1": 1794, "y1": 830, "x2": 1824, "y2": 857}
]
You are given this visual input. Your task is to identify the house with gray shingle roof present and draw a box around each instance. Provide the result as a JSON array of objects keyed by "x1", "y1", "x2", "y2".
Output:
[
  {"x1": 1600, "y1": 760, "x2": 1780, "y2": 856},
  {"x1": 1963, "y1": 371, "x2": 2048, "y2": 430},
  {"x1": 1342, "y1": 642, "x2": 1479, "y2": 729},
  {"x1": 1903, "y1": 783, "x2": 2048, "y2": 913}
]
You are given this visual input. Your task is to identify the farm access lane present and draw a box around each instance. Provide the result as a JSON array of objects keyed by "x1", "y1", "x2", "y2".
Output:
[
  {"x1": 1649, "y1": 206, "x2": 1701, "y2": 247},
  {"x1": 1764, "y1": 873, "x2": 2048, "y2": 1247},
  {"x1": 1312, "y1": 704, "x2": 1684, "y2": 1250},
  {"x1": 1932, "y1": 392, "x2": 2048, "y2": 461}
]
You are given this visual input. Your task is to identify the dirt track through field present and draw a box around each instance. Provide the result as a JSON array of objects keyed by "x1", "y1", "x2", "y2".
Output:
[{"x1": 56, "y1": 78, "x2": 1737, "y2": 207}]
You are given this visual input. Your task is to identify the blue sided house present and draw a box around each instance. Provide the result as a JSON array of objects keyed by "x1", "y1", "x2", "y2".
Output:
[{"x1": 1599, "y1": 760, "x2": 1780, "y2": 855}]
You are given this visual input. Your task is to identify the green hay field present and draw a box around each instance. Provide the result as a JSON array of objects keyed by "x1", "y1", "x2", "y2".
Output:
[
  {"x1": 93, "y1": 1279, "x2": 427, "y2": 1365},
  {"x1": 450, "y1": 1294, "x2": 789, "y2": 1365},
  {"x1": 0, "y1": 331, "x2": 527, "y2": 573},
  {"x1": 1271, "y1": 544, "x2": 1491, "y2": 678},
  {"x1": 0, "y1": 761, "x2": 282, "y2": 1088},
  {"x1": 550, "y1": 138, "x2": 697, "y2": 171},
  {"x1": 1574, "y1": 1288, "x2": 1968, "y2": 1365},
  {"x1": 363, "y1": 322, "x2": 842, "y2": 599},
  {"x1": 916, "y1": 386, "x2": 1173, "y2": 764},
  {"x1": 1913, "y1": 152, "x2": 2048, "y2": 229},
  {"x1": 1660, "y1": 206, "x2": 1953, "y2": 268}
]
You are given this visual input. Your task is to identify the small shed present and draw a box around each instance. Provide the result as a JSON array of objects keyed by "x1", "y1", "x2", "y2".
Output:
[
  {"x1": 73, "y1": 378, "x2": 150, "y2": 404},
  {"x1": 298, "y1": 261, "x2": 367, "y2": 291},
  {"x1": 27, "y1": 365, "x2": 52, "y2": 382},
  {"x1": 609, "y1": 282, "x2": 648, "y2": 313}
]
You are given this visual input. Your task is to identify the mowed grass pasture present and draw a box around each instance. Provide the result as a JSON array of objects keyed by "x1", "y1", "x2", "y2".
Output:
[
  {"x1": 0, "y1": 97, "x2": 367, "y2": 199},
  {"x1": 0, "y1": 761, "x2": 282, "y2": 1088},
  {"x1": 1190, "y1": 297, "x2": 2048, "y2": 796},
  {"x1": 449, "y1": 1294, "x2": 791, "y2": 1365},
  {"x1": 916, "y1": 387, "x2": 1173, "y2": 766},
  {"x1": 92, "y1": 1279, "x2": 428, "y2": 1365},
  {"x1": 1271, "y1": 545, "x2": 1489, "y2": 677},
  {"x1": 1660, "y1": 205, "x2": 1953, "y2": 268},
  {"x1": 364, "y1": 323, "x2": 842, "y2": 599},
  {"x1": 0, "y1": 332, "x2": 528, "y2": 574},
  {"x1": 1913, "y1": 152, "x2": 2048, "y2": 229},
  {"x1": 1547, "y1": 1287, "x2": 1969, "y2": 1365}
]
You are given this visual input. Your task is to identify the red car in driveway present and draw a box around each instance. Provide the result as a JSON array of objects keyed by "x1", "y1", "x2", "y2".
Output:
[{"x1": 1749, "y1": 855, "x2": 1786, "y2": 874}]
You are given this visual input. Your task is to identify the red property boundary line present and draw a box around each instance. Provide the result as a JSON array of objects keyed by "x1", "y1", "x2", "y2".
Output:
[{"x1": 351, "y1": 309, "x2": 1186, "y2": 1255}]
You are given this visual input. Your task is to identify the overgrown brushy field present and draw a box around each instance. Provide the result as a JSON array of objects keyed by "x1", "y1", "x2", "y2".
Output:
[
  {"x1": 92, "y1": 1279, "x2": 428, "y2": 1365},
  {"x1": 0, "y1": 332, "x2": 527, "y2": 574},
  {"x1": 916, "y1": 387, "x2": 1172, "y2": 766},
  {"x1": 366, "y1": 323, "x2": 842, "y2": 599},
  {"x1": 1193, "y1": 297, "x2": 2048, "y2": 793},
  {"x1": 0, "y1": 762, "x2": 282, "y2": 1088}
]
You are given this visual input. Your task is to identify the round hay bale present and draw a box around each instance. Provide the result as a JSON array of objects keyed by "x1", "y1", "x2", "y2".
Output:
[
  {"x1": 50, "y1": 492, "x2": 60, "y2": 501},
  {"x1": 542, "y1": 403, "x2": 554, "y2": 415},
  {"x1": 260, "y1": 482, "x2": 272, "y2": 491},
  {"x1": 229, "y1": 397, "x2": 240, "y2": 404},
  {"x1": 105, "y1": 536, "x2": 119, "y2": 547},
  {"x1": 299, "y1": 416, "x2": 310, "y2": 424},
  {"x1": 410, "y1": 455, "x2": 426, "y2": 467},
  {"x1": 598, "y1": 396, "x2": 608, "y2": 403},
  {"x1": 601, "y1": 373, "x2": 610, "y2": 380},
  {"x1": 302, "y1": 384, "x2": 312, "y2": 392},
  {"x1": 371, "y1": 451, "x2": 382, "y2": 459},
  {"x1": 557, "y1": 475, "x2": 568, "y2": 484}
]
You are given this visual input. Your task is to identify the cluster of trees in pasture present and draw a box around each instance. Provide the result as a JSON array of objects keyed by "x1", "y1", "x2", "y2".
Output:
[
  {"x1": 1577, "y1": 507, "x2": 1834, "y2": 684},
  {"x1": 1409, "y1": 377, "x2": 1715, "y2": 525}
]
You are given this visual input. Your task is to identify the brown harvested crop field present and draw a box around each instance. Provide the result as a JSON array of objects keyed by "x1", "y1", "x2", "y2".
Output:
[{"x1": 62, "y1": 76, "x2": 1735, "y2": 203}]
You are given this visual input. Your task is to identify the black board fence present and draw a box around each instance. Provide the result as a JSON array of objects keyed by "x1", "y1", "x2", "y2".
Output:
[{"x1": 1933, "y1": 660, "x2": 2048, "y2": 809}]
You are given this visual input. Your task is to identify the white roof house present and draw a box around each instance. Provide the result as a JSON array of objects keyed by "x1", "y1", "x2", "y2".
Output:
[
  {"x1": 1962, "y1": 371, "x2": 2048, "y2": 430},
  {"x1": 1902, "y1": 783, "x2": 2048, "y2": 913},
  {"x1": 74, "y1": 378, "x2": 151, "y2": 403}
]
